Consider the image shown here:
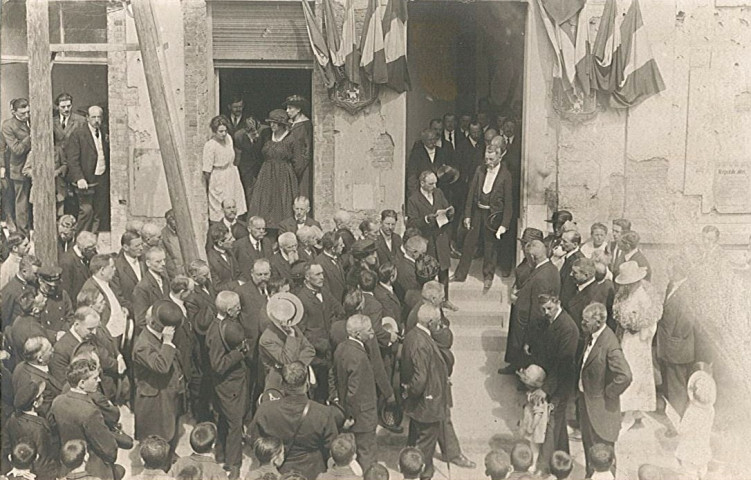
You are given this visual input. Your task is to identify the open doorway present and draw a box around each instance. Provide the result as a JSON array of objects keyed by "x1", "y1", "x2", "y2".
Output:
[{"x1": 406, "y1": 1, "x2": 527, "y2": 273}]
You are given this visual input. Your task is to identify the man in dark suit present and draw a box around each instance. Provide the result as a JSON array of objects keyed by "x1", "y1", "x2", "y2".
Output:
[
  {"x1": 497, "y1": 119, "x2": 521, "y2": 275},
  {"x1": 376, "y1": 209, "x2": 402, "y2": 266},
  {"x1": 12, "y1": 336, "x2": 63, "y2": 418},
  {"x1": 60, "y1": 231, "x2": 97, "y2": 302},
  {"x1": 111, "y1": 231, "x2": 146, "y2": 314},
  {"x1": 559, "y1": 230, "x2": 585, "y2": 310},
  {"x1": 132, "y1": 247, "x2": 171, "y2": 333},
  {"x1": 608, "y1": 218, "x2": 631, "y2": 273},
  {"x1": 233, "y1": 116, "x2": 268, "y2": 206},
  {"x1": 278, "y1": 196, "x2": 321, "y2": 234},
  {"x1": 53, "y1": 93, "x2": 86, "y2": 150},
  {"x1": 206, "y1": 223, "x2": 239, "y2": 291},
  {"x1": 532, "y1": 295, "x2": 579, "y2": 474},
  {"x1": 374, "y1": 263, "x2": 403, "y2": 328},
  {"x1": 1, "y1": 99, "x2": 32, "y2": 234},
  {"x1": 1, "y1": 255, "x2": 39, "y2": 331},
  {"x1": 271, "y1": 232, "x2": 299, "y2": 282},
  {"x1": 612, "y1": 231, "x2": 651, "y2": 283},
  {"x1": 230, "y1": 258, "x2": 271, "y2": 344},
  {"x1": 233, "y1": 216, "x2": 273, "y2": 281},
  {"x1": 566, "y1": 258, "x2": 612, "y2": 334},
  {"x1": 132, "y1": 300, "x2": 185, "y2": 458},
  {"x1": 8, "y1": 291, "x2": 56, "y2": 366},
  {"x1": 406, "y1": 171, "x2": 455, "y2": 308},
  {"x1": 209, "y1": 199, "x2": 247, "y2": 242},
  {"x1": 65, "y1": 105, "x2": 109, "y2": 234},
  {"x1": 225, "y1": 95, "x2": 246, "y2": 137},
  {"x1": 317, "y1": 231, "x2": 347, "y2": 303},
  {"x1": 401, "y1": 304, "x2": 450, "y2": 480},
  {"x1": 577, "y1": 302, "x2": 632, "y2": 477},
  {"x1": 49, "y1": 307, "x2": 101, "y2": 385},
  {"x1": 452, "y1": 140, "x2": 513, "y2": 291},
  {"x1": 330, "y1": 315, "x2": 379, "y2": 472},
  {"x1": 296, "y1": 262, "x2": 344, "y2": 402},
  {"x1": 656, "y1": 259, "x2": 696, "y2": 417},
  {"x1": 394, "y1": 236, "x2": 426, "y2": 309},
  {"x1": 250, "y1": 361, "x2": 338, "y2": 480},
  {"x1": 406, "y1": 129, "x2": 450, "y2": 198},
  {"x1": 452, "y1": 122, "x2": 485, "y2": 241}
]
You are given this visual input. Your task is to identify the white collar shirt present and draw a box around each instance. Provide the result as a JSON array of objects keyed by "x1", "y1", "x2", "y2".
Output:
[
  {"x1": 93, "y1": 276, "x2": 126, "y2": 337},
  {"x1": 580, "y1": 323, "x2": 608, "y2": 392},
  {"x1": 87, "y1": 123, "x2": 106, "y2": 176},
  {"x1": 482, "y1": 164, "x2": 500, "y2": 194},
  {"x1": 124, "y1": 253, "x2": 142, "y2": 281}
]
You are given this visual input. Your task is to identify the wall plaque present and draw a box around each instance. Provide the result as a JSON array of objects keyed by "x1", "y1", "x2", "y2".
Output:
[{"x1": 714, "y1": 162, "x2": 751, "y2": 213}]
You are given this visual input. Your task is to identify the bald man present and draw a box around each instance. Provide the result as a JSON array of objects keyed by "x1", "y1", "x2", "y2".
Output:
[{"x1": 65, "y1": 105, "x2": 109, "y2": 233}]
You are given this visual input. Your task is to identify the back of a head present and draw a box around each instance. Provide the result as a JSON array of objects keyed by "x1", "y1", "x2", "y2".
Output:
[
  {"x1": 638, "y1": 464, "x2": 665, "y2": 480},
  {"x1": 11, "y1": 443, "x2": 37, "y2": 470},
  {"x1": 190, "y1": 422, "x2": 217, "y2": 454},
  {"x1": 282, "y1": 361, "x2": 307, "y2": 390},
  {"x1": 176, "y1": 464, "x2": 202, "y2": 480},
  {"x1": 510, "y1": 441, "x2": 533, "y2": 472},
  {"x1": 254, "y1": 435, "x2": 283, "y2": 465},
  {"x1": 330, "y1": 433, "x2": 356, "y2": 466},
  {"x1": 550, "y1": 450, "x2": 573, "y2": 480},
  {"x1": 61, "y1": 439, "x2": 87, "y2": 470},
  {"x1": 484, "y1": 450, "x2": 511, "y2": 480},
  {"x1": 399, "y1": 447, "x2": 424, "y2": 479},
  {"x1": 589, "y1": 443, "x2": 614, "y2": 473},
  {"x1": 140, "y1": 435, "x2": 171, "y2": 469},
  {"x1": 364, "y1": 463, "x2": 390, "y2": 480}
]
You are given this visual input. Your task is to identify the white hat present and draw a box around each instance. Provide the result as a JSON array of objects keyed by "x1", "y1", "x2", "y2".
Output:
[
  {"x1": 615, "y1": 261, "x2": 647, "y2": 285},
  {"x1": 266, "y1": 292, "x2": 304, "y2": 328}
]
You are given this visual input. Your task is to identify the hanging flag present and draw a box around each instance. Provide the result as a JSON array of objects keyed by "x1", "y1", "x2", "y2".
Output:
[
  {"x1": 301, "y1": 0, "x2": 336, "y2": 89},
  {"x1": 360, "y1": 0, "x2": 388, "y2": 85},
  {"x1": 541, "y1": 0, "x2": 586, "y2": 25},
  {"x1": 382, "y1": 0, "x2": 411, "y2": 92},
  {"x1": 323, "y1": 0, "x2": 343, "y2": 67},
  {"x1": 336, "y1": 0, "x2": 361, "y2": 85},
  {"x1": 592, "y1": 0, "x2": 619, "y2": 92}
]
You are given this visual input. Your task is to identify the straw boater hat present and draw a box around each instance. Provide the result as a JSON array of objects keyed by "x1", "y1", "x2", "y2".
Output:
[
  {"x1": 517, "y1": 364, "x2": 546, "y2": 389},
  {"x1": 266, "y1": 292, "x2": 304, "y2": 328},
  {"x1": 687, "y1": 370, "x2": 716, "y2": 406},
  {"x1": 615, "y1": 261, "x2": 648, "y2": 285},
  {"x1": 382, "y1": 317, "x2": 399, "y2": 334}
]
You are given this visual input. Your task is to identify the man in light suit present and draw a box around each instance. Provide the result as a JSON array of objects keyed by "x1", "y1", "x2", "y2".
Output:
[
  {"x1": 1, "y1": 98, "x2": 32, "y2": 234},
  {"x1": 577, "y1": 302, "x2": 632, "y2": 478},
  {"x1": 65, "y1": 105, "x2": 109, "y2": 234}
]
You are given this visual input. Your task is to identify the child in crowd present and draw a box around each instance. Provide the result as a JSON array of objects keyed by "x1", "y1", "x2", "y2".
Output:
[
  {"x1": 549, "y1": 451, "x2": 573, "y2": 480},
  {"x1": 317, "y1": 434, "x2": 359, "y2": 480},
  {"x1": 61, "y1": 440, "x2": 98, "y2": 480},
  {"x1": 363, "y1": 463, "x2": 390, "y2": 480},
  {"x1": 134, "y1": 435, "x2": 171, "y2": 479},
  {"x1": 399, "y1": 447, "x2": 425, "y2": 480},
  {"x1": 676, "y1": 370, "x2": 716, "y2": 480},
  {"x1": 4, "y1": 443, "x2": 37, "y2": 480},
  {"x1": 174, "y1": 465, "x2": 202, "y2": 480},
  {"x1": 588, "y1": 444, "x2": 615, "y2": 480},
  {"x1": 248, "y1": 436, "x2": 285, "y2": 480},
  {"x1": 485, "y1": 450, "x2": 512, "y2": 480},
  {"x1": 170, "y1": 422, "x2": 228, "y2": 480},
  {"x1": 517, "y1": 364, "x2": 550, "y2": 470},
  {"x1": 509, "y1": 442, "x2": 534, "y2": 479}
]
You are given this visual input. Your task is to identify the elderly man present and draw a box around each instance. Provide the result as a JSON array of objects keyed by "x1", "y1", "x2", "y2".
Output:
[
  {"x1": 279, "y1": 196, "x2": 321, "y2": 234},
  {"x1": 1, "y1": 254, "x2": 40, "y2": 329},
  {"x1": 57, "y1": 215, "x2": 77, "y2": 257},
  {"x1": 316, "y1": 231, "x2": 346, "y2": 303},
  {"x1": 60, "y1": 231, "x2": 97, "y2": 301},
  {"x1": 406, "y1": 129, "x2": 450, "y2": 198},
  {"x1": 297, "y1": 225, "x2": 322, "y2": 263},
  {"x1": 406, "y1": 171, "x2": 456, "y2": 310},
  {"x1": 376, "y1": 210, "x2": 402, "y2": 265},
  {"x1": 206, "y1": 223, "x2": 239, "y2": 291},
  {"x1": 65, "y1": 105, "x2": 109, "y2": 234},
  {"x1": 12, "y1": 336, "x2": 63, "y2": 417},
  {"x1": 559, "y1": 230, "x2": 585, "y2": 310},
  {"x1": 132, "y1": 247, "x2": 171, "y2": 333},
  {"x1": 140, "y1": 222, "x2": 162, "y2": 249},
  {"x1": 359, "y1": 219, "x2": 380, "y2": 242},
  {"x1": 233, "y1": 216, "x2": 273, "y2": 279},
  {"x1": 577, "y1": 303, "x2": 632, "y2": 478},
  {"x1": 206, "y1": 291, "x2": 251, "y2": 479},
  {"x1": 161, "y1": 209, "x2": 184, "y2": 279},
  {"x1": 333, "y1": 210, "x2": 356, "y2": 253},
  {"x1": 271, "y1": 232, "x2": 300, "y2": 282},
  {"x1": 111, "y1": 230, "x2": 145, "y2": 314},
  {"x1": 49, "y1": 307, "x2": 101, "y2": 384}
]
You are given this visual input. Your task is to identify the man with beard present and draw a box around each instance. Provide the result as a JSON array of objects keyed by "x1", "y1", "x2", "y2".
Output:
[
  {"x1": 38, "y1": 266, "x2": 73, "y2": 339},
  {"x1": 132, "y1": 247, "x2": 171, "y2": 334},
  {"x1": 317, "y1": 231, "x2": 346, "y2": 303},
  {"x1": 60, "y1": 231, "x2": 97, "y2": 301},
  {"x1": 297, "y1": 225, "x2": 321, "y2": 263},
  {"x1": 406, "y1": 129, "x2": 450, "y2": 199},
  {"x1": 376, "y1": 210, "x2": 402, "y2": 265},
  {"x1": 1, "y1": 255, "x2": 40, "y2": 329},
  {"x1": 57, "y1": 215, "x2": 77, "y2": 257},
  {"x1": 233, "y1": 216, "x2": 273, "y2": 280},
  {"x1": 184, "y1": 260, "x2": 216, "y2": 422},
  {"x1": 271, "y1": 232, "x2": 300, "y2": 283}
]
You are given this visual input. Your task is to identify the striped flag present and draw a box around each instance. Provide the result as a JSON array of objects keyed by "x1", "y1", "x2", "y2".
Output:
[
  {"x1": 382, "y1": 0, "x2": 411, "y2": 92},
  {"x1": 593, "y1": 0, "x2": 665, "y2": 108},
  {"x1": 301, "y1": 0, "x2": 336, "y2": 89},
  {"x1": 360, "y1": 0, "x2": 388, "y2": 85},
  {"x1": 336, "y1": 0, "x2": 361, "y2": 85},
  {"x1": 323, "y1": 0, "x2": 343, "y2": 67}
]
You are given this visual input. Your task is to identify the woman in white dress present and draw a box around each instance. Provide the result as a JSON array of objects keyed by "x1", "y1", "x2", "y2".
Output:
[
  {"x1": 202, "y1": 115, "x2": 247, "y2": 222},
  {"x1": 613, "y1": 260, "x2": 663, "y2": 428}
]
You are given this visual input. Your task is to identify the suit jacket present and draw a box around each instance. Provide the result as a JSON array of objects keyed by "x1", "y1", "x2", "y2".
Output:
[
  {"x1": 560, "y1": 249, "x2": 585, "y2": 309},
  {"x1": 1, "y1": 117, "x2": 31, "y2": 180},
  {"x1": 362, "y1": 292, "x2": 391, "y2": 349},
  {"x1": 394, "y1": 253, "x2": 420, "y2": 309},
  {"x1": 566, "y1": 280, "x2": 612, "y2": 333},
  {"x1": 270, "y1": 251, "x2": 294, "y2": 282},
  {"x1": 455, "y1": 138, "x2": 485, "y2": 189},
  {"x1": 1, "y1": 276, "x2": 34, "y2": 329},
  {"x1": 49, "y1": 391, "x2": 119, "y2": 480},
  {"x1": 207, "y1": 247, "x2": 239, "y2": 292},
  {"x1": 612, "y1": 249, "x2": 652, "y2": 282},
  {"x1": 401, "y1": 325, "x2": 449, "y2": 423},
  {"x1": 406, "y1": 143, "x2": 450, "y2": 197},
  {"x1": 184, "y1": 284, "x2": 217, "y2": 380},
  {"x1": 373, "y1": 283, "x2": 402, "y2": 329},
  {"x1": 64, "y1": 124, "x2": 109, "y2": 183},
  {"x1": 132, "y1": 271, "x2": 170, "y2": 333},
  {"x1": 375, "y1": 231, "x2": 403, "y2": 266},
  {"x1": 205, "y1": 315, "x2": 250, "y2": 417},
  {"x1": 132, "y1": 328, "x2": 184, "y2": 441},
  {"x1": 464, "y1": 163, "x2": 513, "y2": 229},
  {"x1": 8, "y1": 316, "x2": 55, "y2": 362},
  {"x1": 406, "y1": 188, "x2": 452, "y2": 270},
  {"x1": 259, "y1": 323, "x2": 316, "y2": 390},
  {"x1": 228, "y1": 280, "x2": 267, "y2": 349},
  {"x1": 111, "y1": 251, "x2": 146, "y2": 314},
  {"x1": 53, "y1": 112, "x2": 86, "y2": 148},
  {"x1": 12, "y1": 361, "x2": 65, "y2": 418},
  {"x1": 578, "y1": 327, "x2": 632, "y2": 442},
  {"x1": 536, "y1": 311, "x2": 579, "y2": 401},
  {"x1": 656, "y1": 281, "x2": 696, "y2": 365},
  {"x1": 233, "y1": 235, "x2": 274, "y2": 281},
  {"x1": 60, "y1": 249, "x2": 91, "y2": 303},
  {"x1": 316, "y1": 252, "x2": 346, "y2": 304},
  {"x1": 40, "y1": 290, "x2": 73, "y2": 336},
  {"x1": 332, "y1": 339, "x2": 378, "y2": 433},
  {"x1": 1, "y1": 411, "x2": 60, "y2": 479},
  {"x1": 49, "y1": 331, "x2": 82, "y2": 385},
  {"x1": 296, "y1": 285, "x2": 344, "y2": 365},
  {"x1": 278, "y1": 216, "x2": 321, "y2": 235},
  {"x1": 519, "y1": 262, "x2": 561, "y2": 348}
]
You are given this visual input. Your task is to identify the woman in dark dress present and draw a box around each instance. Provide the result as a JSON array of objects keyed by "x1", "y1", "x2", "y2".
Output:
[
  {"x1": 248, "y1": 109, "x2": 298, "y2": 230},
  {"x1": 285, "y1": 95, "x2": 313, "y2": 199}
]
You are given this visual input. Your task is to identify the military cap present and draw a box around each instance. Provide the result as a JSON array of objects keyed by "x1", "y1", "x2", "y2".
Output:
[
  {"x1": 37, "y1": 266, "x2": 63, "y2": 283},
  {"x1": 351, "y1": 238, "x2": 377, "y2": 259}
]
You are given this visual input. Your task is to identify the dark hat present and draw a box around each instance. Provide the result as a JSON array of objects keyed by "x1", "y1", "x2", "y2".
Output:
[
  {"x1": 415, "y1": 255, "x2": 440, "y2": 283},
  {"x1": 194, "y1": 309, "x2": 215, "y2": 336},
  {"x1": 518, "y1": 227, "x2": 544, "y2": 244},
  {"x1": 58, "y1": 214, "x2": 77, "y2": 228},
  {"x1": 220, "y1": 319, "x2": 245, "y2": 350},
  {"x1": 436, "y1": 165, "x2": 460, "y2": 185},
  {"x1": 37, "y1": 266, "x2": 63, "y2": 283},
  {"x1": 351, "y1": 238, "x2": 377, "y2": 259},
  {"x1": 329, "y1": 401, "x2": 347, "y2": 430},
  {"x1": 14, "y1": 380, "x2": 45, "y2": 410},
  {"x1": 266, "y1": 109, "x2": 290, "y2": 126},
  {"x1": 379, "y1": 401, "x2": 404, "y2": 432},
  {"x1": 152, "y1": 300, "x2": 183, "y2": 327},
  {"x1": 545, "y1": 210, "x2": 573, "y2": 224},
  {"x1": 486, "y1": 212, "x2": 506, "y2": 233},
  {"x1": 283, "y1": 94, "x2": 310, "y2": 110}
]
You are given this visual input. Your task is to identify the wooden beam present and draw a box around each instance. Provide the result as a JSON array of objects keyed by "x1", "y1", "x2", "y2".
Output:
[
  {"x1": 26, "y1": 0, "x2": 58, "y2": 266},
  {"x1": 131, "y1": 0, "x2": 201, "y2": 268},
  {"x1": 50, "y1": 43, "x2": 140, "y2": 52}
]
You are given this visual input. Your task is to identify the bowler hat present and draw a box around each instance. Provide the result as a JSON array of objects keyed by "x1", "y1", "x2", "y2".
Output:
[
  {"x1": 37, "y1": 266, "x2": 63, "y2": 283},
  {"x1": 194, "y1": 309, "x2": 214, "y2": 336},
  {"x1": 266, "y1": 109, "x2": 290, "y2": 126},
  {"x1": 615, "y1": 261, "x2": 647, "y2": 285},
  {"x1": 486, "y1": 211, "x2": 506, "y2": 233},
  {"x1": 14, "y1": 380, "x2": 45, "y2": 410},
  {"x1": 266, "y1": 292, "x2": 304, "y2": 328},
  {"x1": 415, "y1": 255, "x2": 440, "y2": 283},
  {"x1": 545, "y1": 210, "x2": 573, "y2": 224},
  {"x1": 436, "y1": 165, "x2": 460, "y2": 185},
  {"x1": 379, "y1": 401, "x2": 404, "y2": 432},
  {"x1": 221, "y1": 320, "x2": 245, "y2": 350},
  {"x1": 351, "y1": 238, "x2": 377, "y2": 259},
  {"x1": 153, "y1": 300, "x2": 183, "y2": 327},
  {"x1": 518, "y1": 227, "x2": 544, "y2": 244},
  {"x1": 283, "y1": 94, "x2": 310, "y2": 110}
]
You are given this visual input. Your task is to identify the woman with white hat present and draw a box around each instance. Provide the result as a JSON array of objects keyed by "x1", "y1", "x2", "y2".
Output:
[{"x1": 613, "y1": 260, "x2": 663, "y2": 429}]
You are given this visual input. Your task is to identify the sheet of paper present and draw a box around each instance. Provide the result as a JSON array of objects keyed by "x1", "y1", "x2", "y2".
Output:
[{"x1": 436, "y1": 211, "x2": 449, "y2": 228}]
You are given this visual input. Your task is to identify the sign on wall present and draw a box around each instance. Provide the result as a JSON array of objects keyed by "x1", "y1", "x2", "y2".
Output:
[{"x1": 714, "y1": 162, "x2": 751, "y2": 213}]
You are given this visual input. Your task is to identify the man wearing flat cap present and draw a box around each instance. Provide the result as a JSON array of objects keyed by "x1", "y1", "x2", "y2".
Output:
[{"x1": 38, "y1": 266, "x2": 73, "y2": 339}]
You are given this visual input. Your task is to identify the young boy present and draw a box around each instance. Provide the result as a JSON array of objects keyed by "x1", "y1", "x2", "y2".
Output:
[
  {"x1": 485, "y1": 450, "x2": 512, "y2": 480},
  {"x1": 4, "y1": 443, "x2": 37, "y2": 480},
  {"x1": 170, "y1": 422, "x2": 228, "y2": 480},
  {"x1": 316, "y1": 434, "x2": 360, "y2": 480},
  {"x1": 134, "y1": 436, "x2": 171, "y2": 479},
  {"x1": 509, "y1": 442, "x2": 534, "y2": 479},
  {"x1": 248, "y1": 436, "x2": 285, "y2": 480},
  {"x1": 549, "y1": 451, "x2": 573, "y2": 480},
  {"x1": 398, "y1": 447, "x2": 425, "y2": 480},
  {"x1": 588, "y1": 444, "x2": 615, "y2": 480},
  {"x1": 363, "y1": 463, "x2": 390, "y2": 480},
  {"x1": 61, "y1": 440, "x2": 100, "y2": 480}
]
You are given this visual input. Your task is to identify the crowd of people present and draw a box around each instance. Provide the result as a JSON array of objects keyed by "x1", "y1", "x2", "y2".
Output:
[{"x1": 0, "y1": 91, "x2": 739, "y2": 480}]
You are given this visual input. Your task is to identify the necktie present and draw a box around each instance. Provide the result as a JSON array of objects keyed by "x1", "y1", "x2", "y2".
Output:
[
  {"x1": 62, "y1": 117, "x2": 66, "y2": 130},
  {"x1": 94, "y1": 128, "x2": 100, "y2": 139},
  {"x1": 449, "y1": 131, "x2": 453, "y2": 146}
]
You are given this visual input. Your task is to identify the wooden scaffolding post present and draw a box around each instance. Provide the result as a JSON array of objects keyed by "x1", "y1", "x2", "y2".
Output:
[
  {"x1": 26, "y1": 0, "x2": 58, "y2": 266},
  {"x1": 130, "y1": 0, "x2": 201, "y2": 266}
]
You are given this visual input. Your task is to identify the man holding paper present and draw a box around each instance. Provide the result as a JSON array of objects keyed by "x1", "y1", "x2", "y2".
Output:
[
  {"x1": 451, "y1": 137, "x2": 513, "y2": 293},
  {"x1": 406, "y1": 170, "x2": 458, "y2": 311}
]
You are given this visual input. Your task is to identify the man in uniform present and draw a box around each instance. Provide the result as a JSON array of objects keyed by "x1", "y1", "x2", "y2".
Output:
[{"x1": 38, "y1": 266, "x2": 73, "y2": 339}]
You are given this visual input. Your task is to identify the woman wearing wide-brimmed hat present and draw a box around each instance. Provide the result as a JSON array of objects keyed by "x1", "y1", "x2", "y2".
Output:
[
  {"x1": 202, "y1": 115, "x2": 248, "y2": 222},
  {"x1": 613, "y1": 260, "x2": 663, "y2": 429},
  {"x1": 248, "y1": 109, "x2": 299, "y2": 230},
  {"x1": 285, "y1": 95, "x2": 313, "y2": 199}
]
